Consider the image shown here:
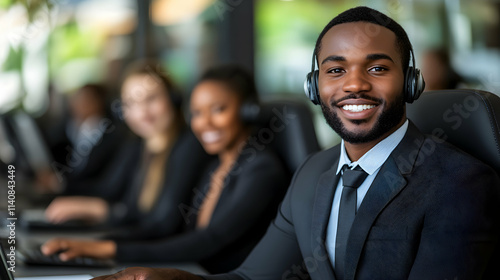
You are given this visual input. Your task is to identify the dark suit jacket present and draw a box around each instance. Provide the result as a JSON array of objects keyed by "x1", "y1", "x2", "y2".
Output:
[
  {"x1": 114, "y1": 146, "x2": 289, "y2": 274},
  {"x1": 204, "y1": 122, "x2": 500, "y2": 280}
]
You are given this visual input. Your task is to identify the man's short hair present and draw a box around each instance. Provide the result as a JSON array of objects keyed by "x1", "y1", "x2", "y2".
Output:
[{"x1": 314, "y1": 6, "x2": 412, "y2": 73}]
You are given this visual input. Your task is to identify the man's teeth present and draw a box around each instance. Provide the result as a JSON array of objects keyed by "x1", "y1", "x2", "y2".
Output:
[{"x1": 342, "y1": 104, "x2": 376, "y2": 112}]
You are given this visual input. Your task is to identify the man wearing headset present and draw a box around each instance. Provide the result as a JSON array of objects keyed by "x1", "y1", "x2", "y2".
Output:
[{"x1": 92, "y1": 6, "x2": 500, "y2": 280}]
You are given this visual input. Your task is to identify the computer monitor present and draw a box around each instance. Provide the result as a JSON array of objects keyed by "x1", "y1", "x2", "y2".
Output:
[
  {"x1": 0, "y1": 112, "x2": 53, "y2": 178},
  {"x1": 7, "y1": 112, "x2": 53, "y2": 173}
]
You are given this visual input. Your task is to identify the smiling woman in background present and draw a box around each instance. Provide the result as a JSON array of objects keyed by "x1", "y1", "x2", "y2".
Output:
[
  {"x1": 43, "y1": 60, "x2": 210, "y2": 236},
  {"x1": 42, "y1": 65, "x2": 290, "y2": 273}
]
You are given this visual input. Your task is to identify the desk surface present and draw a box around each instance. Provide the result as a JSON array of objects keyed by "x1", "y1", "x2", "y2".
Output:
[{"x1": 14, "y1": 261, "x2": 208, "y2": 278}]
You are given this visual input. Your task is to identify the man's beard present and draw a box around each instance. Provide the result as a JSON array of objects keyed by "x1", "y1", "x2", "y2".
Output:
[{"x1": 321, "y1": 94, "x2": 405, "y2": 144}]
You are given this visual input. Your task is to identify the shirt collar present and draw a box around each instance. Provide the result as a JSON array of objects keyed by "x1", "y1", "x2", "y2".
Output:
[{"x1": 336, "y1": 119, "x2": 409, "y2": 175}]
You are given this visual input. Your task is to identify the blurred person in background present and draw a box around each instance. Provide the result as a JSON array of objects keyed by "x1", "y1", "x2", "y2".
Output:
[
  {"x1": 42, "y1": 65, "x2": 290, "y2": 274},
  {"x1": 36, "y1": 84, "x2": 125, "y2": 195},
  {"x1": 421, "y1": 47, "x2": 465, "y2": 91},
  {"x1": 43, "y1": 60, "x2": 211, "y2": 233}
]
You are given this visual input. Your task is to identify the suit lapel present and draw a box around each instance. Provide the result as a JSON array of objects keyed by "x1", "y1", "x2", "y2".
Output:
[
  {"x1": 310, "y1": 156, "x2": 340, "y2": 279},
  {"x1": 343, "y1": 157, "x2": 407, "y2": 279},
  {"x1": 344, "y1": 122, "x2": 425, "y2": 279}
]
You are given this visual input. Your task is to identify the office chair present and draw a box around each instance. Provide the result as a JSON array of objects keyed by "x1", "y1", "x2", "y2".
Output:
[
  {"x1": 407, "y1": 89, "x2": 500, "y2": 175},
  {"x1": 241, "y1": 98, "x2": 321, "y2": 174}
]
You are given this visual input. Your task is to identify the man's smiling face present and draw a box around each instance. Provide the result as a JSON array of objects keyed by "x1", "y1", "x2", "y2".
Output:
[{"x1": 317, "y1": 21, "x2": 406, "y2": 144}]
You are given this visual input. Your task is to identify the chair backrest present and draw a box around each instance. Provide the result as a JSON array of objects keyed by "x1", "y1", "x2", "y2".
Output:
[
  {"x1": 241, "y1": 98, "x2": 321, "y2": 174},
  {"x1": 407, "y1": 89, "x2": 500, "y2": 175}
]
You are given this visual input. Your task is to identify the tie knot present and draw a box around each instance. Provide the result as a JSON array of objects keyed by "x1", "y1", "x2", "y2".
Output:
[{"x1": 342, "y1": 165, "x2": 368, "y2": 189}]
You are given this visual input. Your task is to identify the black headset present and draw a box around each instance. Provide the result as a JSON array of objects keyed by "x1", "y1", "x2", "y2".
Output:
[{"x1": 304, "y1": 45, "x2": 425, "y2": 105}]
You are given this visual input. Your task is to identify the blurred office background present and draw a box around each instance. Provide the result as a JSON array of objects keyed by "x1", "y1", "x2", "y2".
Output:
[{"x1": 0, "y1": 0, "x2": 499, "y2": 149}]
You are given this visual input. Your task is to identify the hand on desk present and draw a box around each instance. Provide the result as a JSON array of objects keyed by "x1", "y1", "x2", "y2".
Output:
[
  {"x1": 45, "y1": 196, "x2": 109, "y2": 224},
  {"x1": 41, "y1": 238, "x2": 117, "y2": 261},
  {"x1": 91, "y1": 267, "x2": 203, "y2": 280}
]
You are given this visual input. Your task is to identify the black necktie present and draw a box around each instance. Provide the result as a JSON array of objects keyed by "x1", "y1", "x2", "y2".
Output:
[{"x1": 335, "y1": 165, "x2": 368, "y2": 280}]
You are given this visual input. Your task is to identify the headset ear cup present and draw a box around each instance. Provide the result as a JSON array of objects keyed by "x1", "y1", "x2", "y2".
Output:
[
  {"x1": 303, "y1": 70, "x2": 320, "y2": 105},
  {"x1": 404, "y1": 67, "x2": 416, "y2": 103},
  {"x1": 304, "y1": 71, "x2": 315, "y2": 104},
  {"x1": 311, "y1": 70, "x2": 320, "y2": 105},
  {"x1": 240, "y1": 100, "x2": 261, "y2": 124},
  {"x1": 413, "y1": 68, "x2": 425, "y2": 102},
  {"x1": 404, "y1": 66, "x2": 425, "y2": 104}
]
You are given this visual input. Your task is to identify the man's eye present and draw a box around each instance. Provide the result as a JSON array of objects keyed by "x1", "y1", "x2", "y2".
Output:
[
  {"x1": 369, "y1": 66, "x2": 387, "y2": 72},
  {"x1": 328, "y1": 68, "x2": 344, "y2": 74}
]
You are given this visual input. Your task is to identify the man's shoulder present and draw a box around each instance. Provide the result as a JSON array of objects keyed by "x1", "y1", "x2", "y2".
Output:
[
  {"x1": 309, "y1": 144, "x2": 342, "y2": 164},
  {"x1": 408, "y1": 133, "x2": 499, "y2": 185},
  {"x1": 424, "y1": 134, "x2": 493, "y2": 169},
  {"x1": 297, "y1": 144, "x2": 341, "y2": 172},
  {"x1": 286, "y1": 144, "x2": 341, "y2": 190},
  {"x1": 394, "y1": 122, "x2": 497, "y2": 178}
]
